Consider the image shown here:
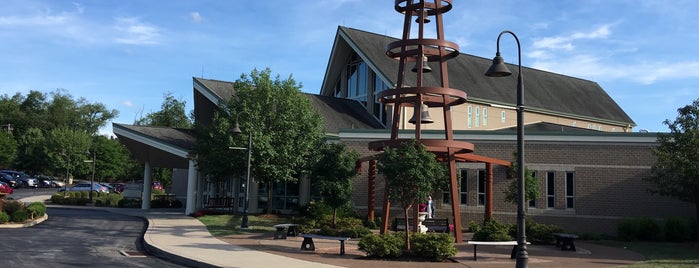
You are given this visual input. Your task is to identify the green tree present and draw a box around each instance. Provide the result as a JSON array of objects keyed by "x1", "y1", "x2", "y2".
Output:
[
  {"x1": 196, "y1": 68, "x2": 325, "y2": 214},
  {"x1": 14, "y1": 128, "x2": 48, "y2": 173},
  {"x1": 45, "y1": 128, "x2": 92, "y2": 180},
  {"x1": 647, "y1": 99, "x2": 699, "y2": 239},
  {"x1": 377, "y1": 140, "x2": 446, "y2": 251},
  {"x1": 310, "y1": 142, "x2": 359, "y2": 228},
  {"x1": 0, "y1": 131, "x2": 17, "y2": 169},
  {"x1": 504, "y1": 153, "x2": 540, "y2": 206},
  {"x1": 89, "y1": 135, "x2": 135, "y2": 182},
  {"x1": 135, "y1": 92, "x2": 192, "y2": 128}
]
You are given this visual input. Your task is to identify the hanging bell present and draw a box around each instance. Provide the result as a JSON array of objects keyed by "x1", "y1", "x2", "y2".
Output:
[
  {"x1": 411, "y1": 55, "x2": 432, "y2": 73},
  {"x1": 409, "y1": 103, "x2": 434, "y2": 124},
  {"x1": 415, "y1": 9, "x2": 430, "y2": 23}
]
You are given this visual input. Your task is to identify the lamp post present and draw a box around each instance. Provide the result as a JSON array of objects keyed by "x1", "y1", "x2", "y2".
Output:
[
  {"x1": 230, "y1": 112, "x2": 252, "y2": 229},
  {"x1": 84, "y1": 150, "x2": 96, "y2": 204},
  {"x1": 485, "y1": 30, "x2": 528, "y2": 268}
]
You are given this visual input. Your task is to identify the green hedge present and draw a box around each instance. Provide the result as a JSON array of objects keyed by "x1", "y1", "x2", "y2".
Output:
[
  {"x1": 26, "y1": 202, "x2": 46, "y2": 218},
  {"x1": 358, "y1": 232, "x2": 457, "y2": 261},
  {"x1": 618, "y1": 217, "x2": 695, "y2": 242},
  {"x1": 0, "y1": 211, "x2": 9, "y2": 223}
]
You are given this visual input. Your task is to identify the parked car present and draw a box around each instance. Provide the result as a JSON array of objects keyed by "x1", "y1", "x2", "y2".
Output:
[
  {"x1": 0, "y1": 172, "x2": 18, "y2": 188},
  {"x1": 59, "y1": 183, "x2": 109, "y2": 193},
  {"x1": 0, "y1": 170, "x2": 38, "y2": 188},
  {"x1": 108, "y1": 183, "x2": 124, "y2": 193},
  {"x1": 0, "y1": 181, "x2": 13, "y2": 194},
  {"x1": 50, "y1": 179, "x2": 66, "y2": 188}
]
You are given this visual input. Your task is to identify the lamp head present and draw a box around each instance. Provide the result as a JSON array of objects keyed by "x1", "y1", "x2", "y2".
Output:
[
  {"x1": 485, "y1": 53, "x2": 512, "y2": 77},
  {"x1": 231, "y1": 123, "x2": 243, "y2": 134}
]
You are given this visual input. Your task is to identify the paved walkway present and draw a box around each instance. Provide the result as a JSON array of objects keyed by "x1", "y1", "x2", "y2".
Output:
[{"x1": 17, "y1": 195, "x2": 644, "y2": 268}]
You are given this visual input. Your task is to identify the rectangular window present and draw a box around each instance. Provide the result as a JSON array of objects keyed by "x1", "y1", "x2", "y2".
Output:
[
  {"x1": 546, "y1": 172, "x2": 555, "y2": 208},
  {"x1": 501, "y1": 111, "x2": 506, "y2": 123},
  {"x1": 528, "y1": 171, "x2": 537, "y2": 208},
  {"x1": 477, "y1": 170, "x2": 485, "y2": 206},
  {"x1": 483, "y1": 108, "x2": 488, "y2": 126},
  {"x1": 459, "y1": 169, "x2": 468, "y2": 205},
  {"x1": 566, "y1": 172, "x2": 575, "y2": 209},
  {"x1": 467, "y1": 106, "x2": 473, "y2": 128},
  {"x1": 475, "y1": 107, "x2": 480, "y2": 127}
]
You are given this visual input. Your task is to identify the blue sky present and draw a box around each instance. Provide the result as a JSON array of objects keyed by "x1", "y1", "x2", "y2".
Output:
[{"x1": 2, "y1": 0, "x2": 698, "y2": 135}]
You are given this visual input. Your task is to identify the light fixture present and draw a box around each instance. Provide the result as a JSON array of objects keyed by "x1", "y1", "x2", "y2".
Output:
[{"x1": 408, "y1": 102, "x2": 434, "y2": 124}]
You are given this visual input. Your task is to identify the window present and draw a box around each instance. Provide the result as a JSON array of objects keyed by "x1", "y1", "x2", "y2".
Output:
[
  {"x1": 477, "y1": 170, "x2": 485, "y2": 206},
  {"x1": 373, "y1": 75, "x2": 388, "y2": 125},
  {"x1": 501, "y1": 111, "x2": 506, "y2": 123},
  {"x1": 546, "y1": 171, "x2": 555, "y2": 208},
  {"x1": 347, "y1": 54, "x2": 368, "y2": 106},
  {"x1": 467, "y1": 106, "x2": 472, "y2": 128},
  {"x1": 475, "y1": 107, "x2": 480, "y2": 127},
  {"x1": 334, "y1": 80, "x2": 342, "y2": 97},
  {"x1": 566, "y1": 172, "x2": 575, "y2": 209},
  {"x1": 459, "y1": 169, "x2": 468, "y2": 205},
  {"x1": 258, "y1": 180, "x2": 300, "y2": 211},
  {"x1": 528, "y1": 171, "x2": 537, "y2": 208},
  {"x1": 483, "y1": 108, "x2": 488, "y2": 126}
]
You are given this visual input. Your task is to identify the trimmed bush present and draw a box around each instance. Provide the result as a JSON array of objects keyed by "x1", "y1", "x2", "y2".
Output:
[
  {"x1": 664, "y1": 217, "x2": 691, "y2": 242},
  {"x1": 318, "y1": 217, "x2": 371, "y2": 238},
  {"x1": 473, "y1": 219, "x2": 514, "y2": 241},
  {"x1": 2, "y1": 200, "x2": 23, "y2": 215},
  {"x1": 0, "y1": 211, "x2": 9, "y2": 223},
  {"x1": 358, "y1": 232, "x2": 404, "y2": 258},
  {"x1": 410, "y1": 232, "x2": 457, "y2": 261},
  {"x1": 617, "y1": 217, "x2": 662, "y2": 241},
  {"x1": 26, "y1": 202, "x2": 46, "y2": 219},
  {"x1": 10, "y1": 210, "x2": 29, "y2": 223},
  {"x1": 526, "y1": 220, "x2": 564, "y2": 244}
]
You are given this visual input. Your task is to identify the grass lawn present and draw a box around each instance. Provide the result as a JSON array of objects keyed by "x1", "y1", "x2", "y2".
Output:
[
  {"x1": 596, "y1": 240, "x2": 699, "y2": 268},
  {"x1": 196, "y1": 214, "x2": 293, "y2": 237}
]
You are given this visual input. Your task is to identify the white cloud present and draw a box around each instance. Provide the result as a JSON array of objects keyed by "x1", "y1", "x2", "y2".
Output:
[
  {"x1": 532, "y1": 24, "x2": 612, "y2": 51},
  {"x1": 113, "y1": 17, "x2": 161, "y2": 45},
  {"x1": 122, "y1": 100, "x2": 134, "y2": 107},
  {"x1": 190, "y1": 12, "x2": 203, "y2": 23}
]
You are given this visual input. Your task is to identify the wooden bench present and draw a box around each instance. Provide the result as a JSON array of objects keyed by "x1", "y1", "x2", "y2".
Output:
[
  {"x1": 467, "y1": 241, "x2": 530, "y2": 261},
  {"x1": 273, "y1": 223, "x2": 299, "y2": 239},
  {"x1": 299, "y1": 234, "x2": 350, "y2": 255},
  {"x1": 423, "y1": 218, "x2": 450, "y2": 233},
  {"x1": 205, "y1": 197, "x2": 233, "y2": 211},
  {"x1": 553, "y1": 233, "x2": 578, "y2": 251}
]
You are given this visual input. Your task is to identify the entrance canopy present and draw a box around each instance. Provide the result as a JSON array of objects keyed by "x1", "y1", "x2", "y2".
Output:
[{"x1": 113, "y1": 123, "x2": 196, "y2": 168}]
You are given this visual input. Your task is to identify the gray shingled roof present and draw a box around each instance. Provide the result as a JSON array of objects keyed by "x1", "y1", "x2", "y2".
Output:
[
  {"x1": 334, "y1": 26, "x2": 635, "y2": 126},
  {"x1": 305, "y1": 93, "x2": 385, "y2": 133},
  {"x1": 115, "y1": 124, "x2": 197, "y2": 150},
  {"x1": 193, "y1": 77, "x2": 384, "y2": 134}
]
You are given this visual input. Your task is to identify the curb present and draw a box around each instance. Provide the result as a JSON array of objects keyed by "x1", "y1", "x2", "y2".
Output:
[
  {"x1": 139, "y1": 216, "x2": 221, "y2": 268},
  {"x1": 0, "y1": 213, "x2": 49, "y2": 228}
]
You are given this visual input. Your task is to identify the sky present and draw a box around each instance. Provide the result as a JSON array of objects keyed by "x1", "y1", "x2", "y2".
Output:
[{"x1": 2, "y1": 0, "x2": 698, "y2": 135}]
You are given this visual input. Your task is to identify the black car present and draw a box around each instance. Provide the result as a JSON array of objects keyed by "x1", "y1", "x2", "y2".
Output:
[
  {"x1": 0, "y1": 172, "x2": 18, "y2": 188},
  {"x1": 0, "y1": 170, "x2": 39, "y2": 188}
]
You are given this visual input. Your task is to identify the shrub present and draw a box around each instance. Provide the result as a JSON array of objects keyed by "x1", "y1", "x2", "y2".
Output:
[
  {"x1": 526, "y1": 220, "x2": 564, "y2": 244},
  {"x1": 51, "y1": 193, "x2": 65, "y2": 204},
  {"x1": 358, "y1": 233, "x2": 404, "y2": 258},
  {"x1": 318, "y1": 217, "x2": 371, "y2": 238},
  {"x1": 410, "y1": 232, "x2": 457, "y2": 261},
  {"x1": 472, "y1": 219, "x2": 514, "y2": 241},
  {"x1": 118, "y1": 198, "x2": 141, "y2": 208},
  {"x1": 107, "y1": 193, "x2": 124, "y2": 207},
  {"x1": 26, "y1": 202, "x2": 46, "y2": 219},
  {"x1": 664, "y1": 217, "x2": 691, "y2": 242},
  {"x1": 10, "y1": 210, "x2": 29, "y2": 223},
  {"x1": 617, "y1": 217, "x2": 662, "y2": 241},
  {"x1": 2, "y1": 200, "x2": 23, "y2": 215},
  {"x1": 0, "y1": 211, "x2": 9, "y2": 223}
]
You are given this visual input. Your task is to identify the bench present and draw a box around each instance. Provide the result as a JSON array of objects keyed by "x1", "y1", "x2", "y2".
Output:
[
  {"x1": 205, "y1": 197, "x2": 233, "y2": 211},
  {"x1": 299, "y1": 234, "x2": 350, "y2": 255},
  {"x1": 467, "y1": 241, "x2": 530, "y2": 261},
  {"x1": 393, "y1": 218, "x2": 451, "y2": 233},
  {"x1": 423, "y1": 218, "x2": 450, "y2": 233},
  {"x1": 273, "y1": 223, "x2": 299, "y2": 239},
  {"x1": 553, "y1": 233, "x2": 578, "y2": 251}
]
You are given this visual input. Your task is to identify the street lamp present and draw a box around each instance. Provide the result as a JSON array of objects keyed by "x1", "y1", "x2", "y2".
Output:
[
  {"x1": 485, "y1": 30, "x2": 528, "y2": 268},
  {"x1": 84, "y1": 150, "x2": 96, "y2": 204},
  {"x1": 230, "y1": 111, "x2": 252, "y2": 229}
]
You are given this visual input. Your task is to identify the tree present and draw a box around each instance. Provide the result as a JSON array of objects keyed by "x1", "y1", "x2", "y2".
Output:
[
  {"x1": 135, "y1": 92, "x2": 192, "y2": 128},
  {"x1": 647, "y1": 99, "x2": 699, "y2": 239},
  {"x1": 377, "y1": 140, "x2": 447, "y2": 251},
  {"x1": 310, "y1": 142, "x2": 359, "y2": 228},
  {"x1": 504, "y1": 153, "x2": 540, "y2": 206},
  {"x1": 90, "y1": 135, "x2": 136, "y2": 182},
  {"x1": 0, "y1": 131, "x2": 17, "y2": 168},
  {"x1": 45, "y1": 128, "x2": 92, "y2": 180},
  {"x1": 196, "y1": 68, "x2": 325, "y2": 214}
]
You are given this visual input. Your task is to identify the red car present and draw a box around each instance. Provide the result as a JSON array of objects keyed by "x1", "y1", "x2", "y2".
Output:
[
  {"x1": 152, "y1": 181, "x2": 163, "y2": 190},
  {"x1": 0, "y1": 181, "x2": 13, "y2": 194}
]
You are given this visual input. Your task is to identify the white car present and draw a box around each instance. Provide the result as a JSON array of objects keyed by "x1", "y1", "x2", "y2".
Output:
[{"x1": 60, "y1": 183, "x2": 109, "y2": 193}]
